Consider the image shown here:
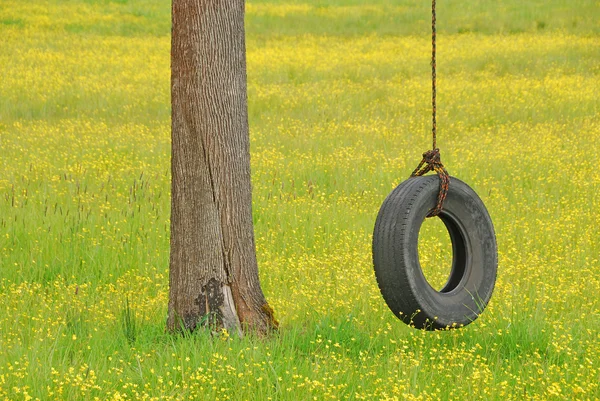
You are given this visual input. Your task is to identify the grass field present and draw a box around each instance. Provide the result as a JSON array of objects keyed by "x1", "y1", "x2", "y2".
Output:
[{"x1": 1, "y1": 0, "x2": 599, "y2": 399}]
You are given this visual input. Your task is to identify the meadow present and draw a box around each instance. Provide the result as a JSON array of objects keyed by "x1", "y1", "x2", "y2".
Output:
[{"x1": 0, "y1": 0, "x2": 599, "y2": 399}]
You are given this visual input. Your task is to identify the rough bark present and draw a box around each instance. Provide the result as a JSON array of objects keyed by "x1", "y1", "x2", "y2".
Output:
[{"x1": 168, "y1": 0, "x2": 277, "y2": 335}]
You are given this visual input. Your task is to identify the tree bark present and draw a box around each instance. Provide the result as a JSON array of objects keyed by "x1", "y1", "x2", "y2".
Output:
[{"x1": 168, "y1": 0, "x2": 277, "y2": 335}]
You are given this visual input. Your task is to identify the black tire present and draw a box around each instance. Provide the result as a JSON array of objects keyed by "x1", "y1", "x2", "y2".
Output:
[{"x1": 373, "y1": 176, "x2": 497, "y2": 330}]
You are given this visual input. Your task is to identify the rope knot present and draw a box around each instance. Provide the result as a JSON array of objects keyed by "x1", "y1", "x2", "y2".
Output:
[
  {"x1": 410, "y1": 148, "x2": 450, "y2": 217},
  {"x1": 411, "y1": 148, "x2": 443, "y2": 177},
  {"x1": 422, "y1": 148, "x2": 441, "y2": 165}
]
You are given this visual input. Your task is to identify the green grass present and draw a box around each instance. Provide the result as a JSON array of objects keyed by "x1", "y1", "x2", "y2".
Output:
[{"x1": 0, "y1": 0, "x2": 599, "y2": 399}]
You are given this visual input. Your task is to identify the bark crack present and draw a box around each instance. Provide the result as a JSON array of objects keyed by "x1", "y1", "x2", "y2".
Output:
[{"x1": 198, "y1": 132, "x2": 218, "y2": 206}]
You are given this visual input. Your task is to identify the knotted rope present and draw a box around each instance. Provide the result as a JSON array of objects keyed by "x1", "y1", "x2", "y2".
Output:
[
  {"x1": 410, "y1": 0, "x2": 450, "y2": 218},
  {"x1": 411, "y1": 148, "x2": 449, "y2": 217}
]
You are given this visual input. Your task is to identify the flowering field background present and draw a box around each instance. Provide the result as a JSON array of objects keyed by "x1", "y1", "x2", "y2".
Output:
[{"x1": 1, "y1": 0, "x2": 599, "y2": 399}]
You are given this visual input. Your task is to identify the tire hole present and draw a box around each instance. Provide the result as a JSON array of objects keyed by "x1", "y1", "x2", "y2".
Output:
[{"x1": 418, "y1": 216, "x2": 453, "y2": 291}]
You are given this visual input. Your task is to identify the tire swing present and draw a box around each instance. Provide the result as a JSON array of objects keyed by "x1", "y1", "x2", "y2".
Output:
[{"x1": 372, "y1": 0, "x2": 498, "y2": 330}]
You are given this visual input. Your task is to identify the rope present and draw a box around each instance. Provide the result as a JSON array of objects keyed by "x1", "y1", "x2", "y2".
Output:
[
  {"x1": 411, "y1": 149, "x2": 449, "y2": 217},
  {"x1": 431, "y1": 0, "x2": 437, "y2": 150},
  {"x1": 410, "y1": 0, "x2": 450, "y2": 218}
]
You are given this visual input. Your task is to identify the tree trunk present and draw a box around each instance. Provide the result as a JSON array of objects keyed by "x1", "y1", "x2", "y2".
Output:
[{"x1": 168, "y1": 0, "x2": 277, "y2": 335}]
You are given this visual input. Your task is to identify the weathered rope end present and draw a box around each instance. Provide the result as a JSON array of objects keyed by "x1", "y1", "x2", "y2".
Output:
[{"x1": 410, "y1": 148, "x2": 450, "y2": 217}]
